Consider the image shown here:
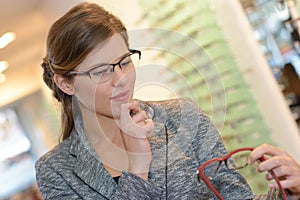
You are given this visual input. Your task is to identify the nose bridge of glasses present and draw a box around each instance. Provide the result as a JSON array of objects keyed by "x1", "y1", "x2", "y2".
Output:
[
  {"x1": 208, "y1": 161, "x2": 222, "y2": 180},
  {"x1": 110, "y1": 63, "x2": 119, "y2": 72},
  {"x1": 110, "y1": 63, "x2": 128, "y2": 84},
  {"x1": 111, "y1": 56, "x2": 128, "y2": 72},
  {"x1": 111, "y1": 62, "x2": 125, "y2": 75}
]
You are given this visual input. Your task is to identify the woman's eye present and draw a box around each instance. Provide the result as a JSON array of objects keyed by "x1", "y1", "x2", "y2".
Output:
[
  {"x1": 91, "y1": 66, "x2": 110, "y2": 76},
  {"x1": 120, "y1": 59, "x2": 132, "y2": 67}
]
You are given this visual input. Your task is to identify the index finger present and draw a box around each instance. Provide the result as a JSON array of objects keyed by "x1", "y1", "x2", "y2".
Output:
[
  {"x1": 248, "y1": 144, "x2": 287, "y2": 164},
  {"x1": 128, "y1": 101, "x2": 140, "y2": 115}
]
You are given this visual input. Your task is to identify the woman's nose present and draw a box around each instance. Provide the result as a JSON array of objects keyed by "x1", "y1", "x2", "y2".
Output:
[{"x1": 111, "y1": 65, "x2": 127, "y2": 86}]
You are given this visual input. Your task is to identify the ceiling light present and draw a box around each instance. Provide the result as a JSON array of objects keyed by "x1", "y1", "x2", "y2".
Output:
[
  {"x1": 0, "y1": 32, "x2": 16, "y2": 49},
  {"x1": 0, "y1": 73, "x2": 6, "y2": 83},
  {"x1": 0, "y1": 61, "x2": 8, "y2": 73}
]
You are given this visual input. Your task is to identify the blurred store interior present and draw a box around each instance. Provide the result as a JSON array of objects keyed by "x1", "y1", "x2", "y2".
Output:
[{"x1": 0, "y1": 0, "x2": 300, "y2": 199}]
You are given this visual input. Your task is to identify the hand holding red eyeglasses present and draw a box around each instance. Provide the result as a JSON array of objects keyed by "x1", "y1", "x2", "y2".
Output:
[{"x1": 248, "y1": 144, "x2": 300, "y2": 200}]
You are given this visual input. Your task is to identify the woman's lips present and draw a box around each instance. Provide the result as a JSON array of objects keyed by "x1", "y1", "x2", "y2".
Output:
[{"x1": 110, "y1": 90, "x2": 130, "y2": 101}]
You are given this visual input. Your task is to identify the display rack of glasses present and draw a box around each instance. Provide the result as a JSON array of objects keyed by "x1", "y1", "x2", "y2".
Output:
[
  {"x1": 242, "y1": 0, "x2": 300, "y2": 130},
  {"x1": 138, "y1": 0, "x2": 276, "y2": 194}
]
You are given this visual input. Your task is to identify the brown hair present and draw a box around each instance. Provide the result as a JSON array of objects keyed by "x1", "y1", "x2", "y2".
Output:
[{"x1": 41, "y1": 2, "x2": 128, "y2": 141}]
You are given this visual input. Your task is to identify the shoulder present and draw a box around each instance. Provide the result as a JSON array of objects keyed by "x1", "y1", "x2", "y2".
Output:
[
  {"x1": 35, "y1": 137, "x2": 73, "y2": 172},
  {"x1": 139, "y1": 97, "x2": 211, "y2": 133},
  {"x1": 140, "y1": 97, "x2": 200, "y2": 115},
  {"x1": 142, "y1": 97, "x2": 196, "y2": 108},
  {"x1": 139, "y1": 97, "x2": 207, "y2": 122}
]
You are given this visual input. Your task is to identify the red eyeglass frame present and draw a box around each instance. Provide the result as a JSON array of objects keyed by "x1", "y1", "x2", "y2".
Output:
[{"x1": 197, "y1": 147, "x2": 287, "y2": 200}]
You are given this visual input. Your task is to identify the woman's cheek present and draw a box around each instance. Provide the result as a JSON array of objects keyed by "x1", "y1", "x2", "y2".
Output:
[
  {"x1": 94, "y1": 87, "x2": 114, "y2": 114},
  {"x1": 74, "y1": 82, "x2": 101, "y2": 111}
]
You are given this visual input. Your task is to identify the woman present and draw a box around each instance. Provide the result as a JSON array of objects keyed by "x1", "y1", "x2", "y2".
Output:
[{"x1": 36, "y1": 2, "x2": 300, "y2": 199}]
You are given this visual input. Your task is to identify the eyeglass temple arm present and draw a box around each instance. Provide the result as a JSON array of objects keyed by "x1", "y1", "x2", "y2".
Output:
[
  {"x1": 198, "y1": 158, "x2": 225, "y2": 200},
  {"x1": 68, "y1": 71, "x2": 89, "y2": 76}
]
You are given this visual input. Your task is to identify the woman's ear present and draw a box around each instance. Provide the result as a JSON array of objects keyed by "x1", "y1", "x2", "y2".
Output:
[{"x1": 53, "y1": 74, "x2": 74, "y2": 95}]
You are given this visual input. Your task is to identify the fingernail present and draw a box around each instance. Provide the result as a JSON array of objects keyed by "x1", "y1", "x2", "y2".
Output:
[
  {"x1": 247, "y1": 159, "x2": 251, "y2": 165},
  {"x1": 256, "y1": 166, "x2": 261, "y2": 172},
  {"x1": 268, "y1": 182, "x2": 277, "y2": 188}
]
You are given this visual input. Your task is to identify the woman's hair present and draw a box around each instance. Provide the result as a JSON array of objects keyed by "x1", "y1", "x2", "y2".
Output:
[{"x1": 41, "y1": 2, "x2": 128, "y2": 141}]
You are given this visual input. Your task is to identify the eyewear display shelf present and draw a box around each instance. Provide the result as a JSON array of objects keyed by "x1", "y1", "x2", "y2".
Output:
[{"x1": 138, "y1": 0, "x2": 276, "y2": 194}]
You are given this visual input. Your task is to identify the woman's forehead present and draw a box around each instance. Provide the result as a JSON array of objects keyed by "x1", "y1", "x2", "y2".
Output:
[{"x1": 77, "y1": 34, "x2": 128, "y2": 70}]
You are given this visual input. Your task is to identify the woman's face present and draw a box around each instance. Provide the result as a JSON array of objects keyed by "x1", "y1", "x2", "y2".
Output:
[{"x1": 72, "y1": 34, "x2": 136, "y2": 119}]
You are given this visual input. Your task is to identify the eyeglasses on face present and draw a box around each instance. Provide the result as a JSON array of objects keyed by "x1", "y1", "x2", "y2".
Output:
[
  {"x1": 67, "y1": 49, "x2": 141, "y2": 83},
  {"x1": 197, "y1": 147, "x2": 287, "y2": 200}
]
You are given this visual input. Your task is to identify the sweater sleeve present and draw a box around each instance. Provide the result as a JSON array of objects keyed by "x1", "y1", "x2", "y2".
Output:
[{"x1": 254, "y1": 188, "x2": 292, "y2": 200}]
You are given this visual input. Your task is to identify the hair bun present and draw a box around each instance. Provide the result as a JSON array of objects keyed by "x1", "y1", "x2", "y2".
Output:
[
  {"x1": 41, "y1": 57, "x2": 50, "y2": 70},
  {"x1": 41, "y1": 56, "x2": 55, "y2": 88}
]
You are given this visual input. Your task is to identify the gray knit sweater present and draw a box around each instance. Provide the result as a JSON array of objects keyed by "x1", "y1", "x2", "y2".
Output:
[{"x1": 35, "y1": 98, "x2": 289, "y2": 199}]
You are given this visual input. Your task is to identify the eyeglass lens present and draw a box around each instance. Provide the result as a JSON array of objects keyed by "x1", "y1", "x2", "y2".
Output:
[{"x1": 226, "y1": 151, "x2": 249, "y2": 170}]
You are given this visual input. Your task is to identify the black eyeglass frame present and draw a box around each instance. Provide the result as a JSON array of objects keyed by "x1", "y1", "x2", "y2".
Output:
[{"x1": 66, "y1": 49, "x2": 141, "y2": 81}]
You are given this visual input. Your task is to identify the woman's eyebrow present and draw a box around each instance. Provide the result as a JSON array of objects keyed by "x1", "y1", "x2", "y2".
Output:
[
  {"x1": 87, "y1": 63, "x2": 110, "y2": 70},
  {"x1": 112, "y1": 51, "x2": 131, "y2": 62},
  {"x1": 86, "y1": 51, "x2": 130, "y2": 70}
]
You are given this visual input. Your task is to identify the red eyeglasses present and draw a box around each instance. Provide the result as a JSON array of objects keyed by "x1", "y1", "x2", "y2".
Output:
[{"x1": 197, "y1": 147, "x2": 287, "y2": 200}]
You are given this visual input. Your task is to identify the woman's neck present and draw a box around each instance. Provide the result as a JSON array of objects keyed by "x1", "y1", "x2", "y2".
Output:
[
  {"x1": 80, "y1": 108, "x2": 121, "y2": 146},
  {"x1": 79, "y1": 107, "x2": 129, "y2": 175}
]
